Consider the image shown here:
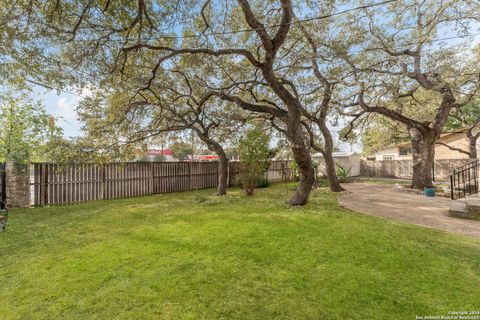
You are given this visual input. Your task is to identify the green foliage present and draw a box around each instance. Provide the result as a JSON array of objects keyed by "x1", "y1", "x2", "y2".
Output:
[
  {"x1": 152, "y1": 155, "x2": 165, "y2": 162},
  {"x1": 170, "y1": 141, "x2": 194, "y2": 161},
  {"x1": 335, "y1": 163, "x2": 351, "y2": 183},
  {"x1": 256, "y1": 177, "x2": 271, "y2": 188},
  {"x1": 41, "y1": 137, "x2": 83, "y2": 164},
  {"x1": 289, "y1": 160, "x2": 299, "y2": 180},
  {"x1": 0, "y1": 93, "x2": 62, "y2": 163},
  {"x1": 338, "y1": 125, "x2": 357, "y2": 144},
  {"x1": 444, "y1": 99, "x2": 480, "y2": 132},
  {"x1": 42, "y1": 135, "x2": 138, "y2": 165},
  {"x1": 135, "y1": 155, "x2": 150, "y2": 162},
  {"x1": 361, "y1": 116, "x2": 409, "y2": 156},
  {"x1": 238, "y1": 126, "x2": 275, "y2": 195}
]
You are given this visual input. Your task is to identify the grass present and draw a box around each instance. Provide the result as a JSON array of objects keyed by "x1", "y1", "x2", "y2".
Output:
[
  {"x1": 350, "y1": 177, "x2": 412, "y2": 185},
  {"x1": 350, "y1": 177, "x2": 450, "y2": 188},
  {"x1": 1, "y1": 183, "x2": 480, "y2": 319}
]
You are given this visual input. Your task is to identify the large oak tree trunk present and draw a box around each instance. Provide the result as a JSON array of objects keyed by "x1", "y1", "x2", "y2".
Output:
[
  {"x1": 321, "y1": 150, "x2": 344, "y2": 192},
  {"x1": 198, "y1": 132, "x2": 229, "y2": 196},
  {"x1": 410, "y1": 128, "x2": 436, "y2": 189},
  {"x1": 289, "y1": 145, "x2": 315, "y2": 205},
  {"x1": 287, "y1": 119, "x2": 315, "y2": 206},
  {"x1": 318, "y1": 121, "x2": 344, "y2": 192},
  {"x1": 215, "y1": 150, "x2": 229, "y2": 196},
  {"x1": 206, "y1": 143, "x2": 228, "y2": 196},
  {"x1": 466, "y1": 128, "x2": 479, "y2": 159},
  {"x1": 469, "y1": 137, "x2": 478, "y2": 159}
]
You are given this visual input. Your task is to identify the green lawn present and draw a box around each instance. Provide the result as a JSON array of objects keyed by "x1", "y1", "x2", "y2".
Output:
[
  {"x1": 350, "y1": 177, "x2": 413, "y2": 185},
  {"x1": 1, "y1": 183, "x2": 479, "y2": 319}
]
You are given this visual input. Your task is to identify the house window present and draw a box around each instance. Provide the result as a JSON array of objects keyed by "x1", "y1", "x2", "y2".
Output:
[
  {"x1": 399, "y1": 147, "x2": 411, "y2": 156},
  {"x1": 383, "y1": 155, "x2": 395, "y2": 160}
]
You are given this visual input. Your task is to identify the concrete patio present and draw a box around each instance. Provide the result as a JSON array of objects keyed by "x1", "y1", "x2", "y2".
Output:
[{"x1": 338, "y1": 183, "x2": 480, "y2": 239}]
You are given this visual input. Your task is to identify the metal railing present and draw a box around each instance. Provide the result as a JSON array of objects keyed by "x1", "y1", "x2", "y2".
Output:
[{"x1": 450, "y1": 159, "x2": 479, "y2": 200}]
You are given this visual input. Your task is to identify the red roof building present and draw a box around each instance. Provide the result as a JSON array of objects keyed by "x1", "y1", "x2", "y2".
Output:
[
  {"x1": 192, "y1": 154, "x2": 220, "y2": 161},
  {"x1": 146, "y1": 149, "x2": 174, "y2": 156}
]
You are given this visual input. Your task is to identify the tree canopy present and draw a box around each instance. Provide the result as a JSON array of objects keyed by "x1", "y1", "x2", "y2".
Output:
[{"x1": 0, "y1": 92, "x2": 62, "y2": 163}]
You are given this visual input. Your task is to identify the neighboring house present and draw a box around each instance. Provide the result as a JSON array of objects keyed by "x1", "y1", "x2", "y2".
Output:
[
  {"x1": 372, "y1": 126, "x2": 480, "y2": 161},
  {"x1": 137, "y1": 149, "x2": 177, "y2": 161},
  {"x1": 190, "y1": 154, "x2": 220, "y2": 162},
  {"x1": 312, "y1": 152, "x2": 361, "y2": 177}
]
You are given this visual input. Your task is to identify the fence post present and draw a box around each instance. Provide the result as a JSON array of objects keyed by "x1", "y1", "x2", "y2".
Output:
[
  {"x1": 149, "y1": 162, "x2": 154, "y2": 194},
  {"x1": 0, "y1": 163, "x2": 6, "y2": 208},
  {"x1": 227, "y1": 161, "x2": 231, "y2": 187},
  {"x1": 189, "y1": 162, "x2": 193, "y2": 190},
  {"x1": 40, "y1": 163, "x2": 48, "y2": 206},
  {"x1": 100, "y1": 165, "x2": 105, "y2": 200},
  {"x1": 229, "y1": 161, "x2": 234, "y2": 187}
]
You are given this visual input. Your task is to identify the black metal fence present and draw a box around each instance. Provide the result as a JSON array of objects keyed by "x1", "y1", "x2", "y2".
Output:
[{"x1": 450, "y1": 159, "x2": 479, "y2": 200}]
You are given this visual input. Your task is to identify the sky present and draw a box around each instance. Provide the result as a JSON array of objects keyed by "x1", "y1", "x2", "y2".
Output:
[{"x1": 33, "y1": 84, "x2": 88, "y2": 138}]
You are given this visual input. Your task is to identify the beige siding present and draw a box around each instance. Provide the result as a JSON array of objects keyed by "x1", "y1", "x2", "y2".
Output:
[
  {"x1": 374, "y1": 129, "x2": 480, "y2": 161},
  {"x1": 314, "y1": 154, "x2": 361, "y2": 177},
  {"x1": 435, "y1": 133, "x2": 469, "y2": 159},
  {"x1": 375, "y1": 146, "x2": 411, "y2": 161}
]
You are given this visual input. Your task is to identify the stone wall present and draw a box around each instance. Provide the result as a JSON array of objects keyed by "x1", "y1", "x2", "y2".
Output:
[{"x1": 5, "y1": 162, "x2": 30, "y2": 208}]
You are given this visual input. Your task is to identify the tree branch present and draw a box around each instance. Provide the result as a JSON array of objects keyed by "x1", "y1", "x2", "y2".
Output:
[{"x1": 435, "y1": 141, "x2": 470, "y2": 156}]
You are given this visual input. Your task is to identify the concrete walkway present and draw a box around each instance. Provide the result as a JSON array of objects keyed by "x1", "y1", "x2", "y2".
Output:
[{"x1": 338, "y1": 183, "x2": 480, "y2": 239}]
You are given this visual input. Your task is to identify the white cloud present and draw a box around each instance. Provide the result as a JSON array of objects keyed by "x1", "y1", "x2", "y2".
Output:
[
  {"x1": 55, "y1": 96, "x2": 78, "y2": 123},
  {"x1": 53, "y1": 85, "x2": 95, "y2": 124}
]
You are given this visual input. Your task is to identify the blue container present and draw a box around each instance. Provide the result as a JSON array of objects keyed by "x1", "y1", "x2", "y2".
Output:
[{"x1": 424, "y1": 187, "x2": 436, "y2": 197}]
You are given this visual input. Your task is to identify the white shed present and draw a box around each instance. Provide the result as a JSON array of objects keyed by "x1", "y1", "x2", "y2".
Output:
[{"x1": 312, "y1": 152, "x2": 361, "y2": 177}]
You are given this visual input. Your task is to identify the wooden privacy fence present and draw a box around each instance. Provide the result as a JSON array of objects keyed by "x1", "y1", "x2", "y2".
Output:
[
  {"x1": 30, "y1": 160, "x2": 292, "y2": 206},
  {"x1": 228, "y1": 160, "x2": 291, "y2": 186},
  {"x1": 360, "y1": 159, "x2": 471, "y2": 180},
  {"x1": 0, "y1": 163, "x2": 5, "y2": 208}
]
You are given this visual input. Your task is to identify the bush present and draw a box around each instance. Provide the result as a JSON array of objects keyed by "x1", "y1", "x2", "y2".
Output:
[
  {"x1": 238, "y1": 126, "x2": 275, "y2": 195},
  {"x1": 335, "y1": 163, "x2": 352, "y2": 183},
  {"x1": 256, "y1": 177, "x2": 271, "y2": 188},
  {"x1": 289, "y1": 160, "x2": 300, "y2": 181}
]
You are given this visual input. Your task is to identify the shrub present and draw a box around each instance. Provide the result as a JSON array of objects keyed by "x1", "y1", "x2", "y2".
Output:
[
  {"x1": 335, "y1": 163, "x2": 352, "y2": 183},
  {"x1": 256, "y1": 177, "x2": 271, "y2": 188},
  {"x1": 289, "y1": 160, "x2": 300, "y2": 181},
  {"x1": 238, "y1": 126, "x2": 275, "y2": 195}
]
